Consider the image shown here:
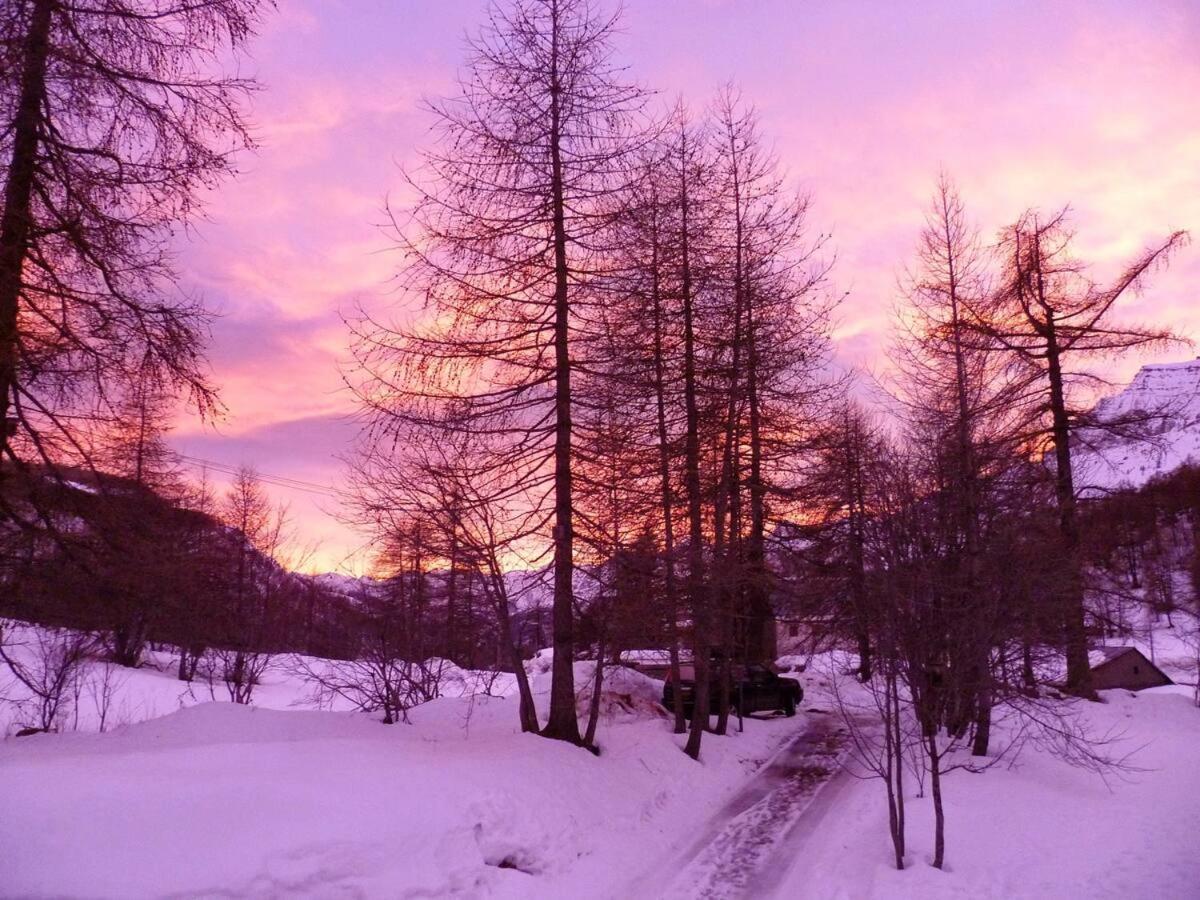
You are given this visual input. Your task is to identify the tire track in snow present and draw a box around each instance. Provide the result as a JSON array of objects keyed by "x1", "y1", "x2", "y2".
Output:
[{"x1": 655, "y1": 716, "x2": 850, "y2": 900}]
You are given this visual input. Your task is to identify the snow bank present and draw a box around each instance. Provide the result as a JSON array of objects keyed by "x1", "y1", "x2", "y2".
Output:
[
  {"x1": 0, "y1": 622, "x2": 531, "y2": 733},
  {"x1": 0, "y1": 622, "x2": 334, "y2": 734},
  {"x1": 0, "y1": 694, "x2": 800, "y2": 898},
  {"x1": 9, "y1": 616, "x2": 1194, "y2": 898},
  {"x1": 0, "y1": 625, "x2": 804, "y2": 897},
  {"x1": 776, "y1": 654, "x2": 809, "y2": 674}
]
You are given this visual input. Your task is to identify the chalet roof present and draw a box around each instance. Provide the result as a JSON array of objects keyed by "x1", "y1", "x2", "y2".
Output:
[
  {"x1": 622, "y1": 649, "x2": 673, "y2": 666},
  {"x1": 1087, "y1": 645, "x2": 1174, "y2": 683},
  {"x1": 621, "y1": 649, "x2": 697, "y2": 668}
]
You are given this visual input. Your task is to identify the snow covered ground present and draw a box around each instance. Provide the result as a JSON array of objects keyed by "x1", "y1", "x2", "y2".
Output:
[
  {"x1": 0, "y1": 630, "x2": 801, "y2": 898},
  {"x1": 2, "y1": 622, "x2": 1198, "y2": 898},
  {"x1": 782, "y1": 685, "x2": 1200, "y2": 900}
]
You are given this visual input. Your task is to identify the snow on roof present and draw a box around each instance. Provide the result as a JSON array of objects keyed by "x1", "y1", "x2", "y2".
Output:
[
  {"x1": 621, "y1": 649, "x2": 673, "y2": 665},
  {"x1": 621, "y1": 649, "x2": 694, "y2": 667},
  {"x1": 1088, "y1": 646, "x2": 1136, "y2": 669}
]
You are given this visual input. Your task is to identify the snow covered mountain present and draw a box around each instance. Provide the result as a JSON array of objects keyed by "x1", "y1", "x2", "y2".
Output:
[
  {"x1": 302, "y1": 565, "x2": 558, "y2": 615},
  {"x1": 1074, "y1": 358, "x2": 1200, "y2": 494}
]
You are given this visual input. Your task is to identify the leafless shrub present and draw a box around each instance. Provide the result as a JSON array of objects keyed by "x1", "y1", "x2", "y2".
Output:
[
  {"x1": 0, "y1": 624, "x2": 95, "y2": 732},
  {"x1": 85, "y1": 662, "x2": 128, "y2": 733},
  {"x1": 999, "y1": 692, "x2": 1144, "y2": 785},
  {"x1": 207, "y1": 648, "x2": 272, "y2": 706},
  {"x1": 294, "y1": 653, "x2": 447, "y2": 725},
  {"x1": 826, "y1": 655, "x2": 915, "y2": 870}
]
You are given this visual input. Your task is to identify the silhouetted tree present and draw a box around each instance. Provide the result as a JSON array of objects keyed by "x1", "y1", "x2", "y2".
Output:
[
  {"x1": 350, "y1": 0, "x2": 648, "y2": 746},
  {"x1": 0, "y1": 0, "x2": 267, "y2": 504},
  {"x1": 964, "y1": 210, "x2": 1187, "y2": 697}
]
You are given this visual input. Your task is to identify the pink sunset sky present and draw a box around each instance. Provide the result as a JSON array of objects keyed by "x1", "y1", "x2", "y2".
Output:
[{"x1": 170, "y1": 0, "x2": 1200, "y2": 573}]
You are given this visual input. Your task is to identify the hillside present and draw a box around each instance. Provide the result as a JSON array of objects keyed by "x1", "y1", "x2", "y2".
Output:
[{"x1": 1075, "y1": 358, "x2": 1200, "y2": 494}]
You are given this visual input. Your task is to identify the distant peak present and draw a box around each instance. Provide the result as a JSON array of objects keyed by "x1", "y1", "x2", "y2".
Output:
[
  {"x1": 1138, "y1": 357, "x2": 1200, "y2": 371},
  {"x1": 1075, "y1": 357, "x2": 1200, "y2": 494}
]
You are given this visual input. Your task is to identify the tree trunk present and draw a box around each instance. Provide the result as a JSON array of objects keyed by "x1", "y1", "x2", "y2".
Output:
[
  {"x1": 489, "y1": 564, "x2": 539, "y2": 733},
  {"x1": 713, "y1": 186, "x2": 744, "y2": 678},
  {"x1": 1022, "y1": 635, "x2": 1037, "y2": 694},
  {"x1": 446, "y1": 523, "x2": 458, "y2": 663},
  {"x1": 679, "y1": 125, "x2": 708, "y2": 761},
  {"x1": 685, "y1": 639, "x2": 711, "y2": 757},
  {"x1": 648, "y1": 202, "x2": 687, "y2": 735},
  {"x1": 584, "y1": 633, "x2": 605, "y2": 748},
  {"x1": 0, "y1": 0, "x2": 54, "y2": 473},
  {"x1": 885, "y1": 672, "x2": 906, "y2": 869},
  {"x1": 511, "y1": 642, "x2": 539, "y2": 734},
  {"x1": 846, "y1": 423, "x2": 872, "y2": 681},
  {"x1": 667, "y1": 641, "x2": 686, "y2": 734},
  {"x1": 856, "y1": 629, "x2": 873, "y2": 683},
  {"x1": 971, "y1": 682, "x2": 992, "y2": 756},
  {"x1": 713, "y1": 650, "x2": 731, "y2": 735},
  {"x1": 1044, "y1": 313, "x2": 1094, "y2": 699},
  {"x1": 927, "y1": 730, "x2": 946, "y2": 869},
  {"x1": 892, "y1": 674, "x2": 906, "y2": 858},
  {"x1": 542, "y1": 2, "x2": 581, "y2": 745},
  {"x1": 744, "y1": 289, "x2": 771, "y2": 663}
]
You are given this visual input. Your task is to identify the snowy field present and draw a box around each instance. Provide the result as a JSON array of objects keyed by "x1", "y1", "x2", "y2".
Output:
[
  {"x1": 0, "y1": 631, "x2": 801, "y2": 898},
  {"x1": 786, "y1": 683, "x2": 1200, "y2": 899},
  {"x1": 2, "y1": 622, "x2": 1199, "y2": 898}
]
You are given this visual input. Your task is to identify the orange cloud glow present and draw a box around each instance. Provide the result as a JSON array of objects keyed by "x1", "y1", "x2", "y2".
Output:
[{"x1": 170, "y1": 0, "x2": 1200, "y2": 573}]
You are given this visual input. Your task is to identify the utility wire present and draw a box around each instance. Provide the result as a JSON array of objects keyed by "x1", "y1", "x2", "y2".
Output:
[{"x1": 176, "y1": 454, "x2": 353, "y2": 500}]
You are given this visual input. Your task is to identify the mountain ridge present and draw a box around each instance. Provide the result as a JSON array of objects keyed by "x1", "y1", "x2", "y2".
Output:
[{"x1": 1075, "y1": 358, "x2": 1200, "y2": 494}]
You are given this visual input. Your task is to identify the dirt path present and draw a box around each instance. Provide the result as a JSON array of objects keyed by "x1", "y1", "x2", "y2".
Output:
[{"x1": 622, "y1": 712, "x2": 851, "y2": 900}]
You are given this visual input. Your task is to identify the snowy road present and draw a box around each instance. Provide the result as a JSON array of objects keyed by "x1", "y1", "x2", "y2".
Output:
[{"x1": 622, "y1": 712, "x2": 852, "y2": 900}]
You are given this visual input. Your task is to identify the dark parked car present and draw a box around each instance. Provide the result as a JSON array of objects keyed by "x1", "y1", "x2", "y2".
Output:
[{"x1": 663, "y1": 662, "x2": 802, "y2": 717}]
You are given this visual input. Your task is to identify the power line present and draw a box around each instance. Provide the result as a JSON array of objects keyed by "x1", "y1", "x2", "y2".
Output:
[{"x1": 176, "y1": 454, "x2": 353, "y2": 501}]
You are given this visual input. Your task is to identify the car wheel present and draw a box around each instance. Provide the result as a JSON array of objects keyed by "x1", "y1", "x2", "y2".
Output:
[{"x1": 783, "y1": 694, "x2": 796, "y2": 717}]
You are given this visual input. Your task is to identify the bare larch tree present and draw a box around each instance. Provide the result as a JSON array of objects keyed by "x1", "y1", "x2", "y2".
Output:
[
  {"x1": 350, "y1": 0, "x2": 647, "y2": 745},
  {"x1": 964, "y1": 210, "x2": 1186, "y2": 697},
  {"x1": 0, "y1": 0, "x2": 267, "y2": 499}
]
